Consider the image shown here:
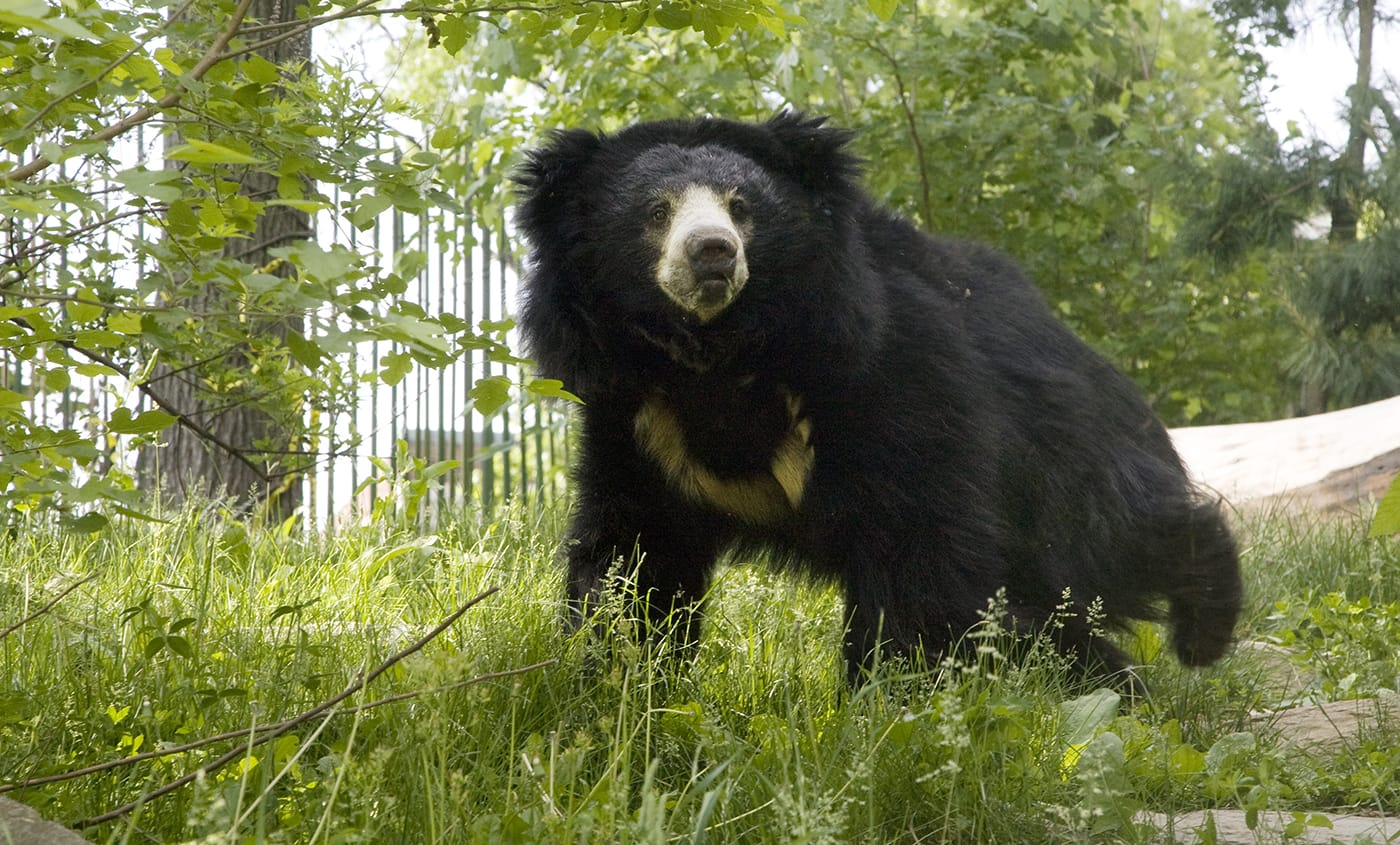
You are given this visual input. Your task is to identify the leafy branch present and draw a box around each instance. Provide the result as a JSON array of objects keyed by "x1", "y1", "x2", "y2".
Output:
[{"x1": 2, "y1": 0, "x2": 257, "y2": 184}]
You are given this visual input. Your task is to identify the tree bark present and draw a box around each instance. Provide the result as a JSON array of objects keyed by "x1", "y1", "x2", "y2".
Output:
[
  {"x1": 1304, "y1": 0, "x2": 1375, "y2": 414},
  {"x1": 139, "y1": 0, "x2": 312, "y2": 519},
  {"x1": 1325, "y1": 0, "x2": 1373, "y2": 246}
]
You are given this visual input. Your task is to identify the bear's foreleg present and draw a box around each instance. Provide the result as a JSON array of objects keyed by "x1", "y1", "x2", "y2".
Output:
[{"x1": 561, "y1": 501, "x2": 723, "y2": 663}]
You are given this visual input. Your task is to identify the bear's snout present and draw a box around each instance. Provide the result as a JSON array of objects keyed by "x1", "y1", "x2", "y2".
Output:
[
  {"x1": 655, "y1": 185, "x2": 750, "y2": 322},
  {"x1": 686, "y1": 229, "x2": 740, "y2": 280}
]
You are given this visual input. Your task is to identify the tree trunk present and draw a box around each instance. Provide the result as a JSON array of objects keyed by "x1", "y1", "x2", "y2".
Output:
[
  {"x1": 139, "y1": 0, "x2": 312, "y2": 519},
  {"x1": 1325, "y1": 0, "x2": 1373, "y2": 246},
  {"x1": 1303, "y1": 0, "x2": 1375, "y2": 414}
]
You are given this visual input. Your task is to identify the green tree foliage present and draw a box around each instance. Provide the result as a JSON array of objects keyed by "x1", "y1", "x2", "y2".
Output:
[
  {"x1": 0, "y1": 0, "x2": 789, "y2": 525},
  {"x1": 400, "y1": 0, "x2": 1300, "y2": 425},
  {"x1": 1188, "y1": 0, "x2": 1400, "y2": 413}
]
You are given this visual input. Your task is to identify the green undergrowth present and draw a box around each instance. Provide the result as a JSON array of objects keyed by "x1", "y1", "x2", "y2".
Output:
[{"x1": 1, "y1": 500, "x2": 1398, "y2": 844}]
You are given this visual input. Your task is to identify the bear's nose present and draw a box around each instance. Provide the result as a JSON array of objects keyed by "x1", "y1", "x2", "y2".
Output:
[{"x1": 685, "y1": 229, "x2": 739, "y2": 279}]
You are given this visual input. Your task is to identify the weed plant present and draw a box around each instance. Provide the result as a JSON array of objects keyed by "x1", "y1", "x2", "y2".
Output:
[{"x1": 1, "y1": 497, "x2": 1398, "y2": 843}]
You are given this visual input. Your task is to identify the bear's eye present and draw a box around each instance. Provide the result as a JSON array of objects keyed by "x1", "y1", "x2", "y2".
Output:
[
  {"x1": 649, "y1": 202, "x2": 670, "y2": 225},
  {"x1": 729, "y1": 196, "x2": 749, "y2": 220}
]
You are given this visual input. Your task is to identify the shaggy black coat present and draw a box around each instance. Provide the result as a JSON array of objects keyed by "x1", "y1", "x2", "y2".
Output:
[{"x1": 514, "y1": 112, "x2": 1242, "y2": 683}]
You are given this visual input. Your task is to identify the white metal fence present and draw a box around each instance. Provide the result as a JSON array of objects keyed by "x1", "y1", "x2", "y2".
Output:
[{"x1": 2, "y1": 128, "x2": 569, "y2": 527}]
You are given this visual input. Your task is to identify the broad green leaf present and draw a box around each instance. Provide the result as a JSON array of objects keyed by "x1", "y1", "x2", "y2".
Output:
[
  {"x1": 285, "y1": 332, "x2": 325, "y2": 368},
  {"x1": 867, "y1": 0, "x2": 898, "y2": 22},
  {"x1": 0, "y1": 1, "x2": 99, "y2": 40},
  {"x1": 349, "y1": 193, "x2": 392, "y2": 229},
  {"x1": 378, "y1": 352, "x2": 413, "y2": 385},
  {"x1": 438, "y1": 15, "x2": 473, "y2": 55},
  {"x1": 165, "y1": 139, "x2": 262, "y2": 166},
  {"x1": 108, "y1": 408, "x2": 179, "y2": 435},
  {"x1": 75, "y1": 362, "x2": 121, "y2": 377},
  {"x1": 1168, "y1": 743, "x2": 1206, "y2": 777},
  {"x1": 1058, "y1": 687, "x2": 1119, "y2": 746},
  {"x1": 652, "y1": 2, "x2": 691, "y2": 29},
  {"x1": 279, "y1": 242, "x2": 357, "y2": 282},
  {"x1": 153, "y1": 46, "x2": 182, "y2": 74},
  {"x1": 243, "y1": 54, "x2": 281, "y2": 84},
  {"x1": 470, "y1": 375, "x2": 512, "y2": 416},
  {"x1": 115, "y1": 167, "x2": 185, "y2": 203},
  {"x1": 265, "y1": 198, "x2": 331, "y2": 213},
  {"x1": 73, "y1": 329, "x2": 126, "y2": 349},
  {"x1": 66, "y1": 297, "x2": 104, "y2": 324},
  {"x1": 402, "y1": 150, "x2": 441, "y2": 169},
  {"x1": 430, "y1": 126, "x2": 460, "y2": 149},
  {"x1": 525, "y1": 378, "x2": 582, "y2": 404},
  {"x1": 1204, "y1": 731, "x2": 1256, "y2": 774},
  {"x1": 43, "y1": 367, "x2": 69, "y2": 392},
  {"x1": 62, "y1": 511, "x2": 109, "y2": 533},
  {"x1": 107, "y1": 313, "x2": 144, "y2": 335}
]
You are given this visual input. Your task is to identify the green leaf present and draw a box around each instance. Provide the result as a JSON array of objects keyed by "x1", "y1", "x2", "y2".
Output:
[
  {"x1": 378, "y1": 352, "x2": 413, "y2": 385},
  {"x1": 0, "y1": 1, "x2": 99, "y2": 40},
  {"x1": 867, "y1": 0, "x2": 899, "y2": 22},
  {"x1": 265, "y1": 198, "x2": 331, "y2": 213},
  {"x1": 107, "y1": 312, "x2": 144, "y2": 335},
  {"x1": 285, "y1": 332, "x2": 325, "y2": 368},
  {"x1": 1168, "y1": 743, "x2": 1206, "y2": 777},
  {"x1": 62, "y1": 512, "x2": 109, "y2": 533},
  {"x1": 153, "y1": 46, "x2": 182, "y2": 74},
  {"x1": 108, "y1": 408, "x2": 179, "y2": 435},
  {"x1": 75, "y1": 362, "x2": 121, "y2": 378},
  {"x1": 429, "y1": 126, "x2": 460, "y2": 149},
  {"x1": 164, "y1": 635, "x2": 193, "y2": 658},
  {"x1": 1369, "y1": 473, "x2": 1400, "y2": 538},
  {"x1": 73, "y1": 329, "x2": 126, "y2": 349},
  {"x1": 280, "y1": 242, "x2": 357, "y2": 282},
  {"x1": 1204, "y1": 731, "x2": 1256, "y2": 774},
  {"x1": 1058, "y1": 688, "x2": 1119, "y2": 746},
  {"x1": 66, "y1": 296, "x2": 104, "y2": 324},
  {"x1": 438, "y1": 15, "x2": 473, "y2": 55},
  {"x1": 243, "y1": 54, "x2": 281, "y2": 84},
  {"x1": 43, "y1": 367, "x2": 70, "y2": 392},
  {"x1": 165, "y1": 139, "x2": 262, "y2": 166},
  {"x1": 652, "y1": 2, "x2": 691, "y2": 29},
  {"x1": 470, "y1": 375, "x2": 512, "y2": 416},
  {"x1": 402, "y1": 151, "x2": 441, "y2": 169},
  {"x1": 525, "y1": 378, "x2": 582, "y2": 404},
  {"x1": 115, "y1": 167, "x2": 185, "y2": 203}
]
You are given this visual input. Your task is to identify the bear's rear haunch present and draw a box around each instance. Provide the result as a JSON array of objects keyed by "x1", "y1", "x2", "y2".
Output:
[{"x1": 515, "y1": 112, "x2": 1243, "y2": 687}]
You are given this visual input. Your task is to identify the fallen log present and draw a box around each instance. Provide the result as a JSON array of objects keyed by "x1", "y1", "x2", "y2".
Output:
[{"x1": 1170, "y1": 395, "x2": 1400, "y2": 514}]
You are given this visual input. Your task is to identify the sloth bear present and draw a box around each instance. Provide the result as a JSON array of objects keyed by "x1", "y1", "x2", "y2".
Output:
[{"x1": 515, "y1": 112, "x2": 1242, "y2": 686}]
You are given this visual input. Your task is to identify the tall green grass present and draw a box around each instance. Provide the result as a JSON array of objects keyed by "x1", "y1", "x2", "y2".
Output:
[{"x1": 1, "y1": 500, "x2": 1398, "y2": 843}]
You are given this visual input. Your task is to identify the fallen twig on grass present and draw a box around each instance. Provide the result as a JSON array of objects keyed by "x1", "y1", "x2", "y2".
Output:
[
  {"x1": 0, "y1": 573, "x2": 98, "y2": 643},
  {"x1": 50, "y1": 585, "x2": 528, "y2": 829},
  {"x1": 0, "y1": 655, "x2": 555, "y2": 795}
]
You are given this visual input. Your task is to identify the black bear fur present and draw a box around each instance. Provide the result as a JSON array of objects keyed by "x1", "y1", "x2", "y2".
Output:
[{"x1": 514, "y1": 112, "x2": 1242, "y2": 685}]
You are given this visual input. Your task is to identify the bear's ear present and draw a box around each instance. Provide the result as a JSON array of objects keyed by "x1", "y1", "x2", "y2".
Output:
[
  {"x1": 762, "y1": 111, "x2": 862, "y2": 194},
  {"x1": 513, "y1": 128, "x2": 604, "y2": 244}
]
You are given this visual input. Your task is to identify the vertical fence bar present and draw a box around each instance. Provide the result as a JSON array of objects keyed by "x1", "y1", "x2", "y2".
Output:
[{"x1": 478, "y1": 220, "x2": 495, "y2": 513}]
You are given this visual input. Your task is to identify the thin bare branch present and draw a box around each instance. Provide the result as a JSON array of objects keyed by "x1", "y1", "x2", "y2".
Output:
[
  {"x1": 0, "y1": 574, "x2": 99, "y2": 642},
  {"x1": 70, "y1": 586, "x2": 503, "y2": 828},
  {"x1": 3, "y1": 645, "x2": 551, "y2": 797}
]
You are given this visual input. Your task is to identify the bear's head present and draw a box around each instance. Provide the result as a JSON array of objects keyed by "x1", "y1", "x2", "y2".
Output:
[{"x1": 514, "y1": 112, "x2": 870, "y2": 389}]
